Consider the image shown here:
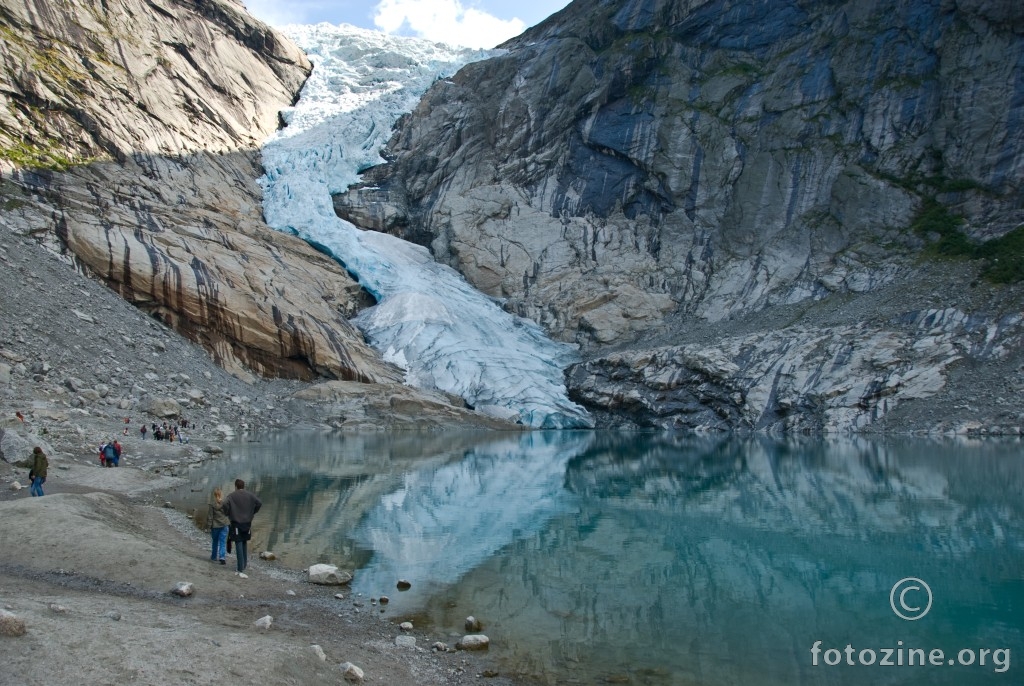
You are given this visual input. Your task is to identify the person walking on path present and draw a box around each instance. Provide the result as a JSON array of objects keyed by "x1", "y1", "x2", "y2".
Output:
[
  {"x1": 208, "y1": 487, "x2": 230, "y2": 565},
  {"x1": 101, "y1": 440, "x2": 119, "y2": 467},
  {"x1": 140, "y1": 424, "x2": 147, "y2": 440},
  {"x1": 221, "y1": 479, "x2": 261, "y2": 577},
  {"x1": 28, "y1": 446, "x2": 48, "y2": 497}
]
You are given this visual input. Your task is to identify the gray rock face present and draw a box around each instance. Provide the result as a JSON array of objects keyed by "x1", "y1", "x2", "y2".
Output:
[
  {"x1": 0, "y1": 0, "x2": 399, "y2": 384},
  {"x1": 337, "y1": 0, "x2": 1024, "y2": 430},
  {"x1": 0, "y1": 0, "x2": 308, "y2": 166},
  {"x1": 569, "y1": 308, "x2": 1023, "y2": 433}
]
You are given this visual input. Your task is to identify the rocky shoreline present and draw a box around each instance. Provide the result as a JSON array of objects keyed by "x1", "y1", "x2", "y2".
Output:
[{"x1": 0, "y1": 460, "x2": 514, "y2": 686}]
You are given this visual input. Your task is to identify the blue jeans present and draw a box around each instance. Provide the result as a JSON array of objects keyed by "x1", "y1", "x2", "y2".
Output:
[
  {"x1": 30, "y1": 476, "x2": 45, "y2": 497},
  {"x1": 235, "y1": 540, "x2": 248, "y2": 572},
  {"x1": 210, "y1": 526, "x2": 227, "y2": 561}
]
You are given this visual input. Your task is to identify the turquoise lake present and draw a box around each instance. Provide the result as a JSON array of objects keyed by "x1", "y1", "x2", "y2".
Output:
[{"x1": 172, "y1": 431, "x2": 1024, "y2": 685}]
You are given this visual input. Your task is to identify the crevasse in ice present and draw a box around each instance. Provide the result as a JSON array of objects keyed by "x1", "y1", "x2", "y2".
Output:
[{"x1": 260, "y1": 24, "x2": 592, "y2": 428}]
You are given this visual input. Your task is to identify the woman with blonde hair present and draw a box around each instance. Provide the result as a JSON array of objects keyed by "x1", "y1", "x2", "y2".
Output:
[{"x1": 208, "y1": 486, "x2": 230, "y2": 564}]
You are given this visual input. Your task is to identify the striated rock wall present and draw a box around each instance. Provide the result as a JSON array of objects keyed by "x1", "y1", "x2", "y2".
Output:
[
  {"x1": 0, "y1": 0, "x2": 400, "y2": 382},
  {"x1": 337, "y1": 0, "x2": 1024, "y2": 431},
  {"x1": 568, "y1": 307, "x2": 1023, "y2": 433}
]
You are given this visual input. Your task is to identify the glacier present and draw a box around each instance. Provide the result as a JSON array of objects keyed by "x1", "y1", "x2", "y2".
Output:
[{"x1": 259, "y1": 23, "x2": 592, "y2": 429}]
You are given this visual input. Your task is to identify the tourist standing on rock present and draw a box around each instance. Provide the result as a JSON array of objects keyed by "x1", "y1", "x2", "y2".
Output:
[
  {"x1": 28, "y1": 446, "x2": 48, "y2": 497},
  {"x1": 221, "y1": 478, "x2": 261, "y2": 577},
  {"x1": 208, "y1": 487, "x2": 229, "y2": 565}
]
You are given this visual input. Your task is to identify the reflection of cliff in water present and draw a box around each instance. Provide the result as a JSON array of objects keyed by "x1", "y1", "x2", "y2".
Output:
[
  {"x1": 564, "y1": 433, "x2": 1024, "y2": 547},
  {"x1": 422, "y1": 435, "x2": 1024, "y2": 686}
]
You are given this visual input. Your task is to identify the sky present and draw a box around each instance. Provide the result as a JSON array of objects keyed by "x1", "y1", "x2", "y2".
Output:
[{"x1": 242, "y1": 0, "x2": 572, "y2": 49}]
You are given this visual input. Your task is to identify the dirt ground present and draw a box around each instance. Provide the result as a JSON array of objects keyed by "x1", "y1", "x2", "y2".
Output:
[{"x1": 0, "y1": 457, "x2": 516, "y2": 686}]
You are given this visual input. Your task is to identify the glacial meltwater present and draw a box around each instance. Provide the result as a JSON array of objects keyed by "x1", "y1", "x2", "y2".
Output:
[{"x1": 172, "y1": 432, "x2": 1024, "y2": 685}]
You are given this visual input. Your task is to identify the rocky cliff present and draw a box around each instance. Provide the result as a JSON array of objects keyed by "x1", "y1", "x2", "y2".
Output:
[
  {"x1": 337, "y1": 0, "x2": 1024, "y2": 432},
  {"x1": 0, "y1": 0, "x2": 399, "y2": 383}
]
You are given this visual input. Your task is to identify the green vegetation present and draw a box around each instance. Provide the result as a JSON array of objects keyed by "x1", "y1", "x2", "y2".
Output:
[
  {"x1": 911, "y1": 199, "x2": 1024, "y2": 284},
  {"x1": 715, "y1": 62, "x2": 762, "y2": 79},
  {"x1": 0, "y1": 138, "x2": 92, "y2": 171},
  {"x1": 912, "y1": 199, "x2": 970, "y2": 256},
  {"x1": 976, "y1": 226, "x2": 1024, "y2": 284}
]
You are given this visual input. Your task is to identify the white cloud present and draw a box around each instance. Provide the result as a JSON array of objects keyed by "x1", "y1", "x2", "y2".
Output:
[{"x1": 373, "y1": 0, "x2": 526, "y2": 49}]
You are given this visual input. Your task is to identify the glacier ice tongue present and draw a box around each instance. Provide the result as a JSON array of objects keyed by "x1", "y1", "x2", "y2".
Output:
[{"x1": 260, "y1": 24, "x2": 592, "y2": 429}]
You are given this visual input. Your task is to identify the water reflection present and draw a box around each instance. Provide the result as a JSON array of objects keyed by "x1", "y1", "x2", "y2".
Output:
[{"x1": 175, "y1": 432, "x2": 1024, "y2": 685}]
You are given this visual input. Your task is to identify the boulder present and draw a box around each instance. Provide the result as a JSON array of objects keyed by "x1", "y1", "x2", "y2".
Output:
[
  {"x1": 456, "y1": 634, "x2": 490, "y2": 651},
  {"x1": 214, "y1": 424, "x2": 236, "y2": 440},
  {"x1": 395, "y1": 635, "x2": 416, "y2": 648},
  {"x1": 144, "y1": 398, "x2": 181, "y2": 419},
  {"x1": 339, "y1": 662, "x2": 364, "y2": 683},
  {"x1": 254, "y1": 615, "x2": 273, "y2": 630},
  {"x1": 0, "y1": 609, "x2": 26, "y2": 637},
  {"x1": 171, "y1": 582, "x2": 194, "y2": 597},
  {"x1": 307, "y1": 564, "x2": 352, "y2": 585},
  {"x1": 0, "y1": 429, "x2": 52, "y2": 465}
]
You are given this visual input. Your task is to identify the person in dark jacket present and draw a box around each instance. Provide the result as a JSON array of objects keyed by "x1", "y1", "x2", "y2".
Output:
[
  {"x1": 29, "y1": 446, "x2": 48, "y2": 497},
  {"x1": 221, "y1": 479, "x2": 262, "y2": 576}
]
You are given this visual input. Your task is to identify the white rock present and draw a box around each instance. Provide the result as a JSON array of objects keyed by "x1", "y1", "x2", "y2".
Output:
[
  {"x1": 456, "y1": 634, "x2": 490, "y2": 651},
  {"x1": 171, "y1": 582, "x2": 194, "y2": 597},
  {"x1": 10, "y1": 481, "x2": 23, "y2": 491},
  {"x1": 308, "y1": 563, "x2": 352, "y2": 585},
  {"x1": 254, "y1": 615, "x2": 273, "y2": 630},
  {"x1": 214, "y1": 423, "x2": 235, "y2": 439},
  {"x1": 465, "y1": 615, "x2": 482, "y2": 632},
  {"x1": 311, "y1": 644, "x2": 327, "y2": 661},
  {"x1": 339, "y1": 661, "x2": 364, "y2": 682},
  {"x1": 395, "y1": 635, "x2": 416, "y2": 648},
  {"x1": 259, "y1": 551, "x2": 277, "y2": 560},
  {"x1": 399, "y1": 621, "x2": 413, "y2": 631}
]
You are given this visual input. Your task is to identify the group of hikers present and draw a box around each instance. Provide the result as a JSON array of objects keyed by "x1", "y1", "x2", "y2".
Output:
[
  {"x1": 139, "y1": 419, "x2": 189, "y2": 442},
  {"x1": 98, "y1": 439, "x2": 122, "y2": 467},
  {"x1": 25, "y1": 414, "x2": 263, "y2": 582}
]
